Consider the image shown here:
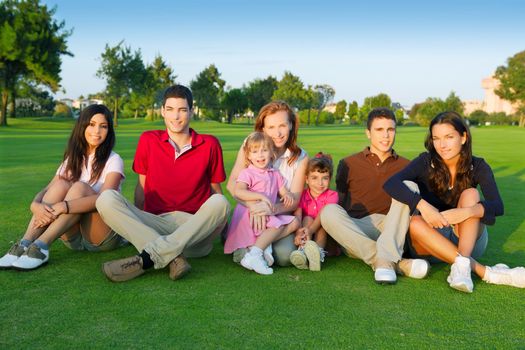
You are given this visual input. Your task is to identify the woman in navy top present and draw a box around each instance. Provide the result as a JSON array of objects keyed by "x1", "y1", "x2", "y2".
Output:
[{"x1": 384, "y1": 111, "x2": 524, "y2": 293}]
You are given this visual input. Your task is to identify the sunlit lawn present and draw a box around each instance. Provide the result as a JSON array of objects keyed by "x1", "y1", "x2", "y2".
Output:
[{"x1": 1, "y1": 117, "x2": 524, "y2": 348}]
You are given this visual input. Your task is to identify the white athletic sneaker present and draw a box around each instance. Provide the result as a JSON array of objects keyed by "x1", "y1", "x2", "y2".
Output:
[
  {"x1": 374, "y1": 259, "x2": 397, "y2": 284},
  {"x1": 0, "y1": 242, "x2": 27, "y2": 269},
  {"x1": 304, "y1": 240, "x2": 322, "y2": 272},
  {"x1": 12, "y1": 244, "x2": 49, "y2": 271},
  {"x1": 483, "y1": 265, "x2": 525, "y2": 288},
  {"x1": 241, "y1": 250, "x2": 273, "y2": 275},
  {"x1": 290, "y1": 248, "x2": 308, "y2": 270},
  {"x1": 263, "y1": 245, "x2": 274, "y2": 267},
  {"x1": 397, "y1": 258, "x2": 430, "y2": 279},
  {"x1": 447, "y1": 255, "x2": 473, "y2": 293}
]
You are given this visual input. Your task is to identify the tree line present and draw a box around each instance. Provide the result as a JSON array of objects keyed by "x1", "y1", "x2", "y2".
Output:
[{"x1": 2, "y1": 0, "x2": 524, "y2": 127}]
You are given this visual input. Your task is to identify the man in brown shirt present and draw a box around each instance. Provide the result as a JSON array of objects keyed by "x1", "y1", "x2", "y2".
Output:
[{"x1": 320, "y1": 108, "x2": 429, "y2": 284}]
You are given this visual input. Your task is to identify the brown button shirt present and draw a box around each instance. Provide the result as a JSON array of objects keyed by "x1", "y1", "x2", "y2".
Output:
[{"x1": 335, "y1": 147, "x2": 409, "y2": 218}]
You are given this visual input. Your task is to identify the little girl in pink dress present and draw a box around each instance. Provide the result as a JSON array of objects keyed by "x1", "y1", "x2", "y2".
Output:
[{"x1": 224, "y1": 132, "x2": 299, "y2": 275}]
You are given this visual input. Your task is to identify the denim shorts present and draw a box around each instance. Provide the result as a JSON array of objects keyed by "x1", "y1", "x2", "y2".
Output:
[
  {"x1": 406, "y1": 225, "x2": 488, "y2": 264},
  {"x1": 61, "y1": 230, "x2": 128, "y2": 252}
]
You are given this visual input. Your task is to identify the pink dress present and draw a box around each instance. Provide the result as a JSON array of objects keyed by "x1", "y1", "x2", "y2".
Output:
[{"x1": 224, "y1": 165, "x2": 296, "y2": 254}]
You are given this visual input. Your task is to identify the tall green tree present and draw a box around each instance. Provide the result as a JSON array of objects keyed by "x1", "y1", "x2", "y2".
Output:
[
  {"x1": 190, "y1": 64, "x2": 225, "y2": 120},
  {"x1": 96, "y1": 41, "x2": 146, "y2": 125},
  {"x1": 245, "y1": 76, "x2": 278, "y2": 116},
  {"x1": 495, "y1": 50, "x2": 525, "y2": 127},
  {"x1": 272, "y1": 71, "x2": 308, "y2": 111},
  {"x1": 443, "y1": 91, "x2": 464, "y2": 114},
  {"x1": 222, "y1": 88, "x2": 248, "y2": 123},
  {"x1": 1, "y1": 0, "x2": 71, "y2": 126},
  {"x1": 303, "y1": 85, "x2": 319, "y2": 125},
  {"x1": 334, "y1": 99, "x2": 347, "y2": 122},
  {"x1": 314, "y1": 84, "x2": 335, "y2": 126},
  {"x1": 145, "y1": 55, "x2": 176, "y2": 118},
  {"x1": 413, "y1": 92, "x2": 464, "y2": 126},
  {"x1": 363, "y1": 93, "x2": 392, "y2": 110},
  {"x1": 347, "y1": 100, "x2": 359, "y2": 124}
]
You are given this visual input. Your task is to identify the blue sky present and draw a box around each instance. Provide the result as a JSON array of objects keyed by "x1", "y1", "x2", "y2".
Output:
[{"x1": 44, "y1": 0, "x2": 525, "y2": 106}]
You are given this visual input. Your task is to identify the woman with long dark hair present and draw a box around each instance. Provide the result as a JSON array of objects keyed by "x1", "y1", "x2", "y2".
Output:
[
  {"x1": 384, "y1": 111, "x2": 524, "y2": 292},
  {"x1": 0, "y1": 104, "x2": 126, "y2": 270}
]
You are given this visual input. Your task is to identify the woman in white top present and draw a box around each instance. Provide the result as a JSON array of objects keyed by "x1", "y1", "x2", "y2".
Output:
[
  {"x1": 0, "y1": 104, "x2": 126, "y2": 271},
  {"x1": 227, "y1": 101, "x2": 308, "y2": 266}
]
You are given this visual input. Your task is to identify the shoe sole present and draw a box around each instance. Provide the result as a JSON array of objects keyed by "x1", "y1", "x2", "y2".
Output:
[
  {"x1": 12, "y1": 261, "x2": 48, "y2": 271},
  {"x1": 290, "y1": 252, "x2": 308, "y2": 270},
  {"x1": 406, "y1": 261, "x2": 431, "y2": 279},
  {"x1": 450, "y1": 282, "x2": 473, "y2": 293},
  {"x1": 169, "y1": 265, "x2": 192, "y2": 281},
  {"x1": 304, "y1": 241, "x2": 321, "y2": 272},
  {"x1": 375, "y1": 279, "x2": 397, "y2": 285}
]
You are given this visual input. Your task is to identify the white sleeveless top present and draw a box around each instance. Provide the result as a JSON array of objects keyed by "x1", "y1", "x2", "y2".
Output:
[{"x1": 273, "y1": 148, "x2": 308, "y2": 190}]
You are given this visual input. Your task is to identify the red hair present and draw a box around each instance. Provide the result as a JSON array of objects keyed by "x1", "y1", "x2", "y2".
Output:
[{"x1": 254, "y1": 101, "x2": 301, "y2": 166}]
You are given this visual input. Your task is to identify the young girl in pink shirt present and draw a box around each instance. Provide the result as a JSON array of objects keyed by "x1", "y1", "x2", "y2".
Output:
[
  {"x1": 224, "y1": 132, "x2": 299, "y2": 275},
  {"x1": 291, "y1": 153, "x2": 338, "y2": 271}
]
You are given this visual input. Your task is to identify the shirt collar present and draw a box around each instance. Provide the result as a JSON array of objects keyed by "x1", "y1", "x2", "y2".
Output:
[
  {"x1": 247, "y1": 164, "x2": 274, "y2": 173},
  {"x1": 160, "y1": 128, "x2": 203, "y2": 147},
  {"x1": 363, "y1": 147, "x2": 399, "y2": 160},
  {"x1": 276, "y1": 148, "x2": 291, "y2": 161}
]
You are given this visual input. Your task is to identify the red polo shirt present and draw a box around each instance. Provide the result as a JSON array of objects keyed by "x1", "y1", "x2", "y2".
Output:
[{"x1": 133, "y1": 128, "x2": 226, "y2": 215}]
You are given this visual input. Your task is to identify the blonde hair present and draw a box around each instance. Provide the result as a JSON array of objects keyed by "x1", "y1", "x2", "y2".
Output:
[{"x1": 243, "y1": 132, "x2": 275, "y2": 167}]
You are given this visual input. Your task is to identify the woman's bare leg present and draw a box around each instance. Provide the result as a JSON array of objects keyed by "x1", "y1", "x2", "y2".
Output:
[{"x1": 22, "y1": 179, "x2": 71, "y2": 242}]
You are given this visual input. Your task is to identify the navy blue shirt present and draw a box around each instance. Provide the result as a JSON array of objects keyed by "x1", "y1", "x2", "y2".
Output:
[{"x1": 383, "y1": 152, "x2": 503, "y2": 225}]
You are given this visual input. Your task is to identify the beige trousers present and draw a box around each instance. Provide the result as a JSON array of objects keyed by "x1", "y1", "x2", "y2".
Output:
[
  {"x1": 320, "y1": 181, "x2": 418, "y2": 267},
  {"x1": 96, "y1": 190, "x2": 230, "y2": 269}
]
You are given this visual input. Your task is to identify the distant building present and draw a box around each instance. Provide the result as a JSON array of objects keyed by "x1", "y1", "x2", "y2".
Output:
[
  {"x1": 463, "y1": 75, "x2": 517, "y2": 115},
  {"x1": 323, "y1": 103, "x2": 337, "y2": 113},
  {"x1": 58, "y1": 98, "x2": 74, "y2": 108},
  {"x1": 58, "y1": 98, "x2": 104, "y2": 110},
  {"x1": 72, "y1": 98, "x2": 104, "y2": 110}
]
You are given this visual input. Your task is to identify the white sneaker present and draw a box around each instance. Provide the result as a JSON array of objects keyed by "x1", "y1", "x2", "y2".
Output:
[
  {"x1": 374, "y1": 268, "x2": 397, "y2": 284},
  {"x1": 374, "y1": 259, "x2": 397, "y2": 284},
  {"x1": 483, "y1": 265, "x2": 525, "y2": 288},
  {"x1": 0, "y1": 242, "x2": 27, "y2": 269},
  {"x1": 491, "y1": 263, "x2": 509, "y2": 270},
  {"x1": 304, "y1": 240, "x2": 322, "y2": 272},
  {"x1": 397, "y1": 258, "x2": 430, "y2": 279},
  {"x1": 12, "y1": 244, "x2": 49, "y2": 271},
  {"x1": 447, "y1": 256, "x2": 473, "y2": 293},
  {"x1": 240, "y1": 250, "x2": 273, "y2": 275},
  {"x1": 290, "y1": 248, "x2": 308, "y2": 270},
  {"x1": 263, "y1": 245, "x2": 274, "y2": 267}
]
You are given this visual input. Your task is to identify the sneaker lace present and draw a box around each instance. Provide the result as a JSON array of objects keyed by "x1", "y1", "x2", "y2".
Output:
[
  {"x1": 26, "y1": 244, "x2": 46, "y2": 259},
  {"x1": 319, "y1": 248, "x2": 327, "y2": 263},
  {"x1": 122, "y1": 257, "x2": 141, "y2": 270},
  {"x1": 8, "y1": 243, "x2": 25, "y2": 256},
  {"x1": 452, "y1": 260, "x2": 470, "y2": 279}
]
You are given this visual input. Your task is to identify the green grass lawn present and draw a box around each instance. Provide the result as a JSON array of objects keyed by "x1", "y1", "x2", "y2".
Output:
[{"x1": 1, "y1": 118, "x2": 524, "y2": 349}]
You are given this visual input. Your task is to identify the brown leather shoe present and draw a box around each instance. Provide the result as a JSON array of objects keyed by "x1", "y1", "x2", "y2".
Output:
[
  {"x1": 102, "y1": 255, "x2": 145, "y2": 282},
  {"x1": 168, "y1": 255, "x2": 191, "y2": 281}
]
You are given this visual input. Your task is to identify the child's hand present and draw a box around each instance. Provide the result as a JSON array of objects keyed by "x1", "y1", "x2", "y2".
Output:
[
  {"x1": 294, "y1": 227, "x2": 308, "y2": 247},
  {"x1": 281, "y1": 192, "x2": 294, "y2": 207}
]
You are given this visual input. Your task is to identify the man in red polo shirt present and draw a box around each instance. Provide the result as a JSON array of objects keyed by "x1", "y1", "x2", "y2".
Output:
[{"x1": 96, "y1": 85, "x2": 230, "y2": 282}]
